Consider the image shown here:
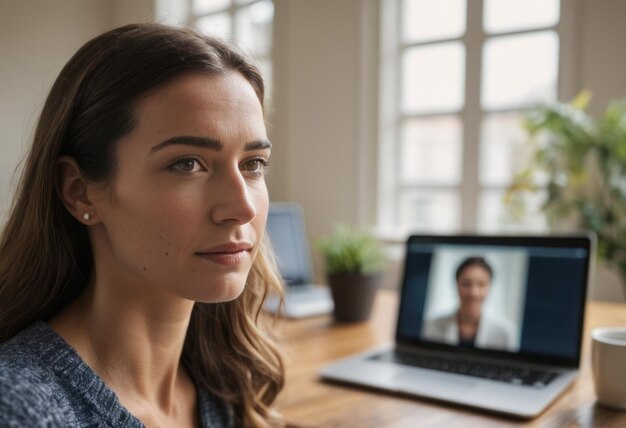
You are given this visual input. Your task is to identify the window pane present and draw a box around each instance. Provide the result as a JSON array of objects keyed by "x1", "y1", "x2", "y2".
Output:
[
  {"x1": 484, "y1": 0, "x2": 559, "y2": 34},
  {"x1": 481, "y1": 31, "x2": 558, "y2": 110},
  {"x1": 399, "y1": 190, "x2": 460, "y2": 232},
  {"x1": 235, "y1": 0, "x2": 274, "y2": 57},
  {"x1": 402, "y1": 43, "x2": 465, "y2": 113},
  {"x1": 193, "y1": 0, "x2": 230, "y2": 15},
  {"x1": 479, "y1": 113, "x2": 530, "y2": 186},
  {"x1": 401, "y1": 116, "x2": 462, "y2": 185},
  {"x1": 402, "y1": 0, "x2": 466, "y2": 43},
  {"x1": 197, "y1": 13, "x2": 232, "y2": 39},
  {"x1": 477, "y1": 189, "x2": 548, "y2": 233}
]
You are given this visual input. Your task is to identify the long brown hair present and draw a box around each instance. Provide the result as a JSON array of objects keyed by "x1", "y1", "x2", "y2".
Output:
[{"x1": 0, "y1": 23, "x2": 284, "y2": 427}]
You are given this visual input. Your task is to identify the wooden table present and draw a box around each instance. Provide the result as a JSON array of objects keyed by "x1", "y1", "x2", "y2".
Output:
[{"x1": 272, "y1": 290, "x2": 626, "y2": 427}]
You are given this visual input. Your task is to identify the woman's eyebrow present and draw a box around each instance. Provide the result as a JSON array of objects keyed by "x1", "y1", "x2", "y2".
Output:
[
  {"x1": 150, "y1": 136, "x2": 222, "y2": 153},
  {"x1": 245, "y1": 139, "x2": 272, "y2": 151},
  {"x1": 150, "y1": 137, "x2": 272, "y2": 153}
]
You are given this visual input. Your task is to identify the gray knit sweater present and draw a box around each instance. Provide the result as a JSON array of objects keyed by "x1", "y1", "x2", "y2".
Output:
[{"x1": 0, "y1": 322, "x2": 233, "y2": 427}]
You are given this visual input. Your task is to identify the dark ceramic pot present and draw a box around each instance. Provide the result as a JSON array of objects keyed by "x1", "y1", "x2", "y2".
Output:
[{"x1": 327, "y1": 272, "x2": 382, "y2": 322}]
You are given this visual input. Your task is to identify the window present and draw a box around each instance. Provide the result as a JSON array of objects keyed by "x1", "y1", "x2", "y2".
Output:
[
  {"x1": 379, "y1": 0, "x2": 564, "y2": 235},
  {"x1": 188, "y1": 0, "x2": 275, "y2": 103}
]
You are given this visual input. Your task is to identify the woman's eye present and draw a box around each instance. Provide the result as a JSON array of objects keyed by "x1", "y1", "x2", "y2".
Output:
[
  {"x1": 241, "y1": 158, "x2": 269, "y2": 176},
  {"x1": 169, "y1": 158, "x2": 204, "y2": 173}
]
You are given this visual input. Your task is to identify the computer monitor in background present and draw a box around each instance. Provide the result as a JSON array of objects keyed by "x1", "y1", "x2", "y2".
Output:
[
  {"x1": 264, "y1": 202, "x2": 333, "y2": 318},
  {"x1": 266, "y1": 203, "x2": 314, "y2": 286}
]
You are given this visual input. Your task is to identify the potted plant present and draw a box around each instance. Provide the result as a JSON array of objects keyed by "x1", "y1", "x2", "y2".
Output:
[
  {"x1": 506, "y1": 91, "x2": 626, "y2": 295},
  {"x1": 317, "y1": 225, "x2": 388, "y2": 322}
]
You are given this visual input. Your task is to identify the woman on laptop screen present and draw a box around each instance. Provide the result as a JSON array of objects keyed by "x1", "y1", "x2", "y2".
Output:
[
  {"x1": 0, "y1": 24, "x2": 284, "y2": 427},
  {"x1": 422, "y1": 257, "x2": 515, "y2": 350}
]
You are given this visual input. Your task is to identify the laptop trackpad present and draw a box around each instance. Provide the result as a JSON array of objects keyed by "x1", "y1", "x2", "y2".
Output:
[{"x1": 392, "y1": 369, "x2": 477, "y2": 396}]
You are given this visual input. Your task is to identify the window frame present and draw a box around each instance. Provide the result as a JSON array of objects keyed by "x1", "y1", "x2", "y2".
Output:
[{"x1": 378, "y1": 0, "x2": 577, "y2": 236}]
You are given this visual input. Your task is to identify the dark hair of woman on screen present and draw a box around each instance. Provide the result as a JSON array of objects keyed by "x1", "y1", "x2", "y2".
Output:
[{"x1": 0, "y1": 23, "x2": 285, "y2": 427}]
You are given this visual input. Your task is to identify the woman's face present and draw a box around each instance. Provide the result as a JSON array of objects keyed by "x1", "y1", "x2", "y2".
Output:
[
  {"x1": 89, "y1": 71, "x2": 269, "y2": 303},
  {"x1": 457, "y1": 265, "x2": 491, "y2": 313}
]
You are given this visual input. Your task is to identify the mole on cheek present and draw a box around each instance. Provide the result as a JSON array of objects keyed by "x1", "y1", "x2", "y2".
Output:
[
  {"x1": 165, "y1": 252, "x2": 169, "y2": 256},
  {"x1": 142, "y1": 267, "x2": 146, "y2": 271}
]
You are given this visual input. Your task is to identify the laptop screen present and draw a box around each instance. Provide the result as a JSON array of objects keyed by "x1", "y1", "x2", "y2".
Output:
[
  {"x1": 265, "y1": 203, "x2": 314, "y2": 286},
  {"x1": 396, "y1": 235, "x2": 593, "y2": 366}
]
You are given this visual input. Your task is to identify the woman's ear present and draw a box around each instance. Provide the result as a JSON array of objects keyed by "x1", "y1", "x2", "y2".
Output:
[{"x1": 56, "y1": 156, "x2": 98, "y2": 224}]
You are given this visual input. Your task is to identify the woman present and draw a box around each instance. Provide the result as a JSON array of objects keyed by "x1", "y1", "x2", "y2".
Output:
[
  {"x1": 0, "y1": 23, "x2": 284, "y2": 427},
  {"x1": 422, "y1": 257, "x2": 515, "y2": 350}
]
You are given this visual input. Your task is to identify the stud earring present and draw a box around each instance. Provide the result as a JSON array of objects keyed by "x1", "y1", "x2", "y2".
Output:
[{"x1": 82, "y1": 213, "x2": 91, "y2": 221}]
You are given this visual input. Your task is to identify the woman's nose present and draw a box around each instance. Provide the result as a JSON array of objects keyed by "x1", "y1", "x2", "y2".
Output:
[
  {"x1": 469, "y1": 284, "x2": 481, "y2": 297},
  {"x1": 210, "y1": 168, "x2": 257, "y2": 226}
]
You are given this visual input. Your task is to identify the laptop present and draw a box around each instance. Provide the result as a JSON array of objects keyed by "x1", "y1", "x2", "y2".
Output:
[
  {"x1": 320, "y1": 234, "x2": 595, "y2": 418},
  {"x1": 263, "y1": 202, "x2": 333, "y2": 318}
]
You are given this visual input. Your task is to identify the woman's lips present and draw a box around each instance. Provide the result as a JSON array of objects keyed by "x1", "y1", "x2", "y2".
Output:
[
  {"x1": 196, "y1": 242, "x2": 253, "y2": 266},
  {"x1": 196, "y1": 250, "x2": 249, "y2": 266}
]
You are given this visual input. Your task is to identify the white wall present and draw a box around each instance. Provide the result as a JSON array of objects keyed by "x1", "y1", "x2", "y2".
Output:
[
  {"x1": 577, "y1": 0, "x2": 626, "y2": 116},
  {"x1": 268, "y1": 0, "x2": 379, "y2": 235},
  {"x1": 110, "y1": 0, "x2": 155, "y2": 27}
]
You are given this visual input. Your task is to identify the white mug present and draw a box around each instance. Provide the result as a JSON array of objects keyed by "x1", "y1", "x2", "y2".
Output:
[{"x1": 592, "y1": 327, "x2": 626, "y2": 410}]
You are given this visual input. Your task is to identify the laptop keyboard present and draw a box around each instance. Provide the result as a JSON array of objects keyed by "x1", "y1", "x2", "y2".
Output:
[{"x1": 370, "y1": 350, "x2": 559, "y2": 388}]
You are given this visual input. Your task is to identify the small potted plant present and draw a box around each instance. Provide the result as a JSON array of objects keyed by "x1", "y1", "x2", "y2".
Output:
[{"x1": 317, "y1": 225, "x2": 388, "y2": 322}]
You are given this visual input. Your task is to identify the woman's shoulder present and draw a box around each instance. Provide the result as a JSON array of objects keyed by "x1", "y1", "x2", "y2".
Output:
[
  {"x1": 427, "y1": 312, "x2": 456, "y2": 327},
  {"x1": 0, "y1": 323, "x2": 72, "y2": 425},
  {"x1": 0, "y1": 372, "x2": 66, "y2": 426},
  {"x1": 482, "y1": 314, "x2": 516, "y2": 339},
  {"x1": 422, "y1": 312, "x2": 456, "y2": 338},
  {"x1": 0, "y1": 322, "x2": 58, "y2": 369},
  {"x1": 0, "y1": 322, "x2": 56, "y2": 377}
]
